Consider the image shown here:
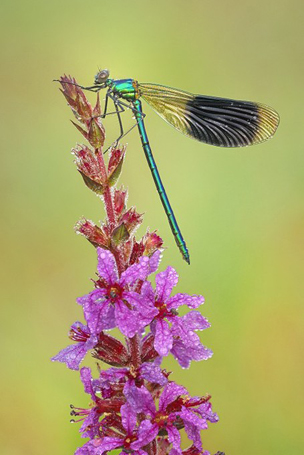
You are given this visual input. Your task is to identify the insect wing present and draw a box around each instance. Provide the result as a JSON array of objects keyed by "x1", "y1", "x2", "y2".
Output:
[{"x1": 139, "y1": 83, "x2": 279, "y2": 147}]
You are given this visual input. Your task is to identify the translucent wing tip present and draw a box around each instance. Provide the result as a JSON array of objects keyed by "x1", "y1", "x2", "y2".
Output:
[{"x1": 254, "y1": 103, "x2": 280, "y2": 145}]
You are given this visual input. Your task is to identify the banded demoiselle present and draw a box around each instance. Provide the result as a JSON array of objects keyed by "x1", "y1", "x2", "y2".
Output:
[{"x1": 69, "y1": 69, "x2": 280, "y2": 264}]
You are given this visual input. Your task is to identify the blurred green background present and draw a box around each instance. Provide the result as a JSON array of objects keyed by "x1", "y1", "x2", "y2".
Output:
[{"x1": 1, "y1": 0, "x2": 303, "y2": 454}]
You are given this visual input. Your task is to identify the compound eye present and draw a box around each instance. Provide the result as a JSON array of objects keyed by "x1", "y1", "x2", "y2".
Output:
[{"x1": 94, "y1": 69, "x2": 110, "y2": 84}]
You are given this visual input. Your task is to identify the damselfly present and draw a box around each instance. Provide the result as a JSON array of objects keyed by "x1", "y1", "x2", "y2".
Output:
[{"x1": 66, "y1": 69, "x2": 279, "y2": 264}]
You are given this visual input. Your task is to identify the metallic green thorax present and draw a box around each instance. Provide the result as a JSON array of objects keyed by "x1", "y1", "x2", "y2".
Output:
[{"x1": 107, "y1": 78, "x2": 139, "y2": 101}]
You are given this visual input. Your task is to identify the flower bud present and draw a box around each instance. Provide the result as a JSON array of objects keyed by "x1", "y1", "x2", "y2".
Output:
[
  {"x1": 143, "y1": 231, "x2": 163, "y2": 256},
  {"x1": 93, "y1": 332, "x2": 130, "y2": 366},
  {"x1": 108, "y1": 147, "x2": 126, "y2": 186},
  {"x1": 120, "y1": 207, "x2": 143, "y2": 234},
  {"x1": 59, "y1": 75, "x2": 93, "y2": 122},
  {"x1": 75, "y1": 218, "x2": 109, "y2": 249},
  {"x1": 114, "y1": 188, "x2": 128, "y2": 216}
]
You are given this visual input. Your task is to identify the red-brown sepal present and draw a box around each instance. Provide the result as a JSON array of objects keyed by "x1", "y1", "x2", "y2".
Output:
[
  {"x1": 59, "y1": 75, "x2": 93, "y2": 122},
  {"x1": 129, "y1": 240, "x2": 145, "y2": 265},
  {"x1": 120, "y1": 208, "x2": 143, "y2": 234},
  {"x1": 143, "y1": 230, "x2": 163, "y2": 256},
  {"x1": 75, "y1": 218, "x2": 109, "y2": 249},
  {"x1": 108, "y1": 147, "x2": 126, "y2": 186},
  {"x1": 114, "y1": 187, "x2": 128, "y2": 217},
  {"x1": 93, "y1": 332, "x2": 130, "y2": 367},
  {"x1": 141, "y1": 333, "x2": 158, "y2": 363}
]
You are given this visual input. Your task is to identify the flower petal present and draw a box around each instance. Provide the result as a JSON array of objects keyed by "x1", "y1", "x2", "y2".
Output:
[
  {"x1": 124, "y1": 382, "x2": 156, "y2": 416},
  {"x1": 99, "y1": 367, "x2": 129, "y2": 386},
  {"x1": 80, "y1": 289, "x2": 111, "y2": 335},
  {"x1": 154, "y1": 319, "x2": 173, "y2": 357},
  {"x1": 115, "y1": 300, "x2": 140, "y2": 337},
  {"x1": 75, "y1": 441, "x2": 96, "y2": 454},
  {"x1": 140, "y1": 361, "x2": 167, "y2": 386},
  {"x1": 147, "y1": 249, "x2": 162, "y2": 274},
  {"x1": 97, "y1": 248, "x2": 118, "y2": 284},
  {"x1": 131, "y1": 420, "x2": 159, "y2": 450},
  {"x1": 156, "y1": 266, "x2": 178, "y2": 302},
  {"x1": 126, "y1": 291, "x2": 158, "y2": 325},
  {"x1": 183, "y1": 419, "x2": 203, "y2": 449},
  {"x1": 80, "y1": 367, "x2": 95, "y2": 399},
  {"x1": 91, "y1": 436, "x2": 123, "y2": 453},
  {"x1": 197, "y1": 402, "x2": 219, "y2": 423},
  {"x1": 159, "y1": 382, "x2": 187, "y2": 410},
  {"x1": 167, "y1": 293, "x2": 204, "y2": 310},
  {"x1": 167, "y1": 425, "x2": 181, "y2": 450},
  {"x1": 120, "y1": 255, "x2": 151, "y2": 285},
  {"x1": 121, "y1": 403, "x2": 137, "y2": 434},
  {"x1": 79, "y1": 407, "x2": 100, "y2": 439},
  {"x1": 171, "y1": 339, "x2": 213, "y2": 368},
  {"x1": 140, "y1": 281, "x2": 155, "y2": 302},
  {"x1": 182, "y1": 311, "x2": 210, "y2": 331},
  {"x1": 51, "y1": 336, "x2": 96, "y2": 371}
]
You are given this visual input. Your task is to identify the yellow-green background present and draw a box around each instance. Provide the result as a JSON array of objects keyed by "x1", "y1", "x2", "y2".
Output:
[{"x1": 1, "y1": 0, "x2": 303, "y2": 454}]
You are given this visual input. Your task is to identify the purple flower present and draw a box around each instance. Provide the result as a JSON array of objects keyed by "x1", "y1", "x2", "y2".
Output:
[
  {"x1": 51, "y1": 321, "x2": 98, "y2": 370},
  {"x1": 77, "y1": 249, "x2": 159, "y2": 338},
  {"x1": 76, "y1": 402, "x2": 150, "y2": 455},
  {"x1": 170, "y1": 312, "x2": 213, "y2": 368},
  {"x1": 124, "y1": 382, "x2": 218, "y2": 452},
  {"x1": 138, "y1": 266, "x2": 212, "y2": 362},
  {"x1": 97, "y1": 357, "x2": 168, "y2": 395},
  {"x1": 71, "y1": 367, "x2": 126, "y2": 441}
]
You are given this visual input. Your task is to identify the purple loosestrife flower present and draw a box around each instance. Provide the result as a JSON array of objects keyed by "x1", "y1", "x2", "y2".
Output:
[
  {"x1": 76, "y1": 403, "x2": 152, "y2": 455},
  {"x1": 124, "y1": 381, "x2": 218, "y2": 453},
  {"x1": 138, "y1": 266, "x2": 212, "y2": 364},
  {"x1": 96, "y1": 358, "x2": 168, "y2": 397},
  {"x1": 52, "y1": 321, "x2": 98, "y2": 370},
  {"x1": 71, "y1": 367, "x2": 125, "y2": 440},
  {"x1": 77, "y1": 248, "x2": 159, "y2": 338}
]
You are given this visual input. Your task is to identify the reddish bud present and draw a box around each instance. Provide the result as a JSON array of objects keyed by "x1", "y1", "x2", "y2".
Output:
[
  {"x1": 129, "y1": 240, "x2": 145, "y2": 265},
  {"x1": 143, "y1": 231, "x2": 163, "y2": 256},
  {"x1": 59, "y1": 75, "x2": 93, "y2": 122},
  {"x1": 93, "y1": 332, "x2": 130, "y2": 367},
  {"x1": 120, "y1": 207, "x2": 143, "y2": 234},
  {"x1": 75, "y1": 218, "x2": 109, "y2": 249},
  {"x1": 72, "y1": 146, "x2": 106, "y2": 193},
  {"x1": 141, "y1": 333, "x2": 158, "y2": 363},
  {"x1": 108, "y1": 147, "x2": 126, "y2": 186},
  {"x1": 157, "y1": 438, "x2": 171, "y2": 455},
  {"x1": 114, "y1": 188, "x2": 128, "y2": 216},
  {"x1": 121, "y1": 238, "x2": 134, "y2": 264}
]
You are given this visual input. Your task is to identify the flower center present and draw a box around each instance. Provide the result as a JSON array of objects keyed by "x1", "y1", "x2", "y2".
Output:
[
  {"x1": 154, "y1": 301, "x2": 174, "y2": 319},
  {"x1": 106, "y1": 284, "x2": 123, "y2": 302},
  {"x1": 69, "y1": 326, "x2": 89, "y2": 342},
  {"x1": 153, "y1": 412, "x2": 169, "y2": 428},
  {"x1": 123, "y1": 434, "x2": 137, "y2": 448}
]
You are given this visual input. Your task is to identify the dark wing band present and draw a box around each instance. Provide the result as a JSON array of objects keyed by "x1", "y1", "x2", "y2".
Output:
[{"x1": 139, "y1": 83, "x2": 279, "y2": 147}]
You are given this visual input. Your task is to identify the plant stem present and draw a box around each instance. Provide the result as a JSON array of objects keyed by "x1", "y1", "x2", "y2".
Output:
[
  {"x1": 96, "y1": 149, "x2": 116, "y2": 228},
  {"x1": 129, "y1": 333, "x2": 141, "y2": 370}
]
